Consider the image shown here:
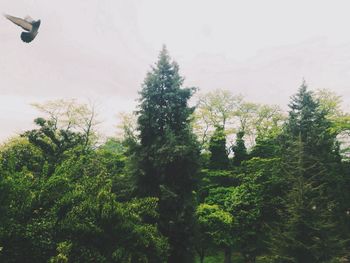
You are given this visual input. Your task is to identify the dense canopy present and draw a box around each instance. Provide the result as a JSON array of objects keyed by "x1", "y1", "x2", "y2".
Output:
[{"x1": 0, "y1": 48, "x2": 349, "y2": 263}]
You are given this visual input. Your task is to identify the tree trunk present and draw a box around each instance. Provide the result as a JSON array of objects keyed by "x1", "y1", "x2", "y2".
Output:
[
  {"x1": 224, "y1": 247, "x2": 232, "y2": 263},
  {"x1": 243, "y1": 254, "x2": 256, "y2": 263},
  {"x1": 197, "y1": 248, "x2": 205, "y2": 263}
]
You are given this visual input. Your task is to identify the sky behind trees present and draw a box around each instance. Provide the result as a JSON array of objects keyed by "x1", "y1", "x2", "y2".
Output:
[{"x1": 1, "y1": 0, "x2": 350, "y2": 140}]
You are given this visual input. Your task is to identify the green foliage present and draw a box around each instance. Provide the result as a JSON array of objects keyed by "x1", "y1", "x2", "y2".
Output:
[
  {"x1": 133, "y1": 46, "x2": 200, "y2": 262},
  {"x1": 193, "y1": 89, "x2": 285, "y2": 151},
  {"x1": 232, "y1": 130, "x2": 248, "y2": 167},
  {"x1": 23, "y1": 117, "x2": 85, "y2": 175},
  {"x1": 49, "y1": 241, "x2": 72, "y2": 263},
  {"x1": 207, "y1": 185, "x2": 262, "y2": 258},
  {"x1": 196, "y1": 204, "x2": 234, "y2": 246},
  {"x1": 1, "y1": 54, "x2": 350, "y2": 263},
  {"x1": 209, "y1": 126, "x2": 229, "y2": 170},
  {"x1": 199, "y1": 156, "x2": 283, "y2": 263},
  {"x1": 269, "y1": 82, "x2": 348, "y2": 262},
  {"x1": 0, "y1": 137, "x2": 44, "y2": 175},
  {"x1": 249, "y1": 134, "x2": 281, "y2": 159},
  {"x1": 0, "y1": 133, "x2": 167, "y2": 263},
  {"x1": 195, "y1": 204, "x2": 234, "y2": 262},
  {"x1": 116, "y1": 112, "x2": 139, "y2": 152},
  {"x1": 197, "y1": 169, "x2": 238, "y2": 202},
  {"x1": 194, "y1": 90, "x2": 242, "y2": 148}
]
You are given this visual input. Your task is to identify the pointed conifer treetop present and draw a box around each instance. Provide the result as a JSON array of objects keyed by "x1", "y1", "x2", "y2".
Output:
[
  {"x1": 134, "y1": 46, "x2": 200, "y2": 263},
  {"x1": 284, "y1": 81, "x2": 340, "y2": 163},
  {"x1": 138, "y1": 45, "x2": 195, "y2": 146}
]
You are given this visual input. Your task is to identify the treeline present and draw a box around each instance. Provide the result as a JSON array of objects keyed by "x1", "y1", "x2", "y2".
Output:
[{"x1": 0, "y1": 47, "x2": 349, "y2": 263}]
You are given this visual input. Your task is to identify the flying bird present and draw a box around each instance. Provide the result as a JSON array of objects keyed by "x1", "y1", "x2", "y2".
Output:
[{"x1": 4, "y1": 14, "x2": 41, "y2": 43}]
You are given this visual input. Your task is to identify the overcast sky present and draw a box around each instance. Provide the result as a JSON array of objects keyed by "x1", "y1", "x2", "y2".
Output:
[{"x1": 1, "y1": 0, "x2": 350, "y2": 141}]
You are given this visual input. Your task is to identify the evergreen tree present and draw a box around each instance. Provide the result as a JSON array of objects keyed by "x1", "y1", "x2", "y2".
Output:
[
  {"x1": 232, "y1": 130, "x2": 248, "y2": 166},
  {"x1": 209, "y1": 126, "x2": 229, "y2": 170},
  {"x1": 271, "y1": 82, "x2": 346, "y2": 262},
  {"x1": 134, "y1": 46, "x2": 200, "y2": 263},
  {"x1": 284, "y1": 82, "x2": 343, "y2": 208}
]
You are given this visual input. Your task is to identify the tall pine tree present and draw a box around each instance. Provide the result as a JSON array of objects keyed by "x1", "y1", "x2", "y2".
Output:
[
  {"x1": 271, "y1": 82, "x2": 346, "y2": 262},
  {"x1": 134, "y1": 46, "x2": 200, "y2": 263}
]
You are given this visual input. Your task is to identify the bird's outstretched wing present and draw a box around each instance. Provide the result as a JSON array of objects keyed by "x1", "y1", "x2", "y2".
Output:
[{"x1": 4, "y1": 14, "x2": 32, "y2": 31}]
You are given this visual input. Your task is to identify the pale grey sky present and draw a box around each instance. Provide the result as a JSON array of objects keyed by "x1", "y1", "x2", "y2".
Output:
[{"x1": 1, "y1": 0, "x2": 350, "y2": 140}]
